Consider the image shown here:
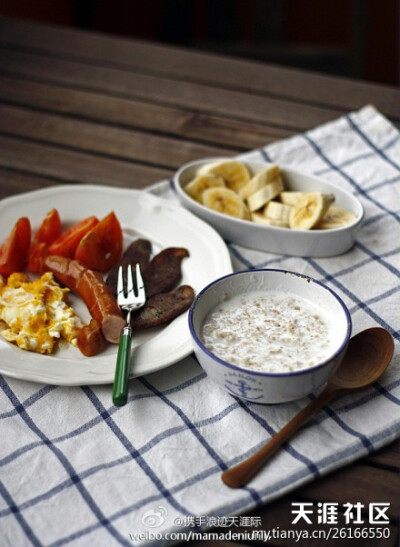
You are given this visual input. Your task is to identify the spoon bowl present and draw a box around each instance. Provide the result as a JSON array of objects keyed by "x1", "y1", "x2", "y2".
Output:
[
  {"x1": 329, "y1": 328, "x2": 394, "y2": 391},
  {"x1": 221, "y1": 327, "x2": 394, "y2": 488}
]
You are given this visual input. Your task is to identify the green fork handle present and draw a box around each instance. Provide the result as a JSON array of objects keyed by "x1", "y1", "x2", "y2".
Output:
[{"x1": 112, "y1": 325, "x2": 132, "y2": 407}]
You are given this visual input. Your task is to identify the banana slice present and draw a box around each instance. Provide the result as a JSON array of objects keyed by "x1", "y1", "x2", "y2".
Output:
[
  {"x1": 198, "y1": 160, "x2": 250, "y2": 193},
  {"x1": 184, "y1": 175, "x2": 226, "y2": 202},
  {"x1": 280, "y1": 191, "x2": 307, "y2": 206},
  {"x1": 239, "y1": 165, "x2": 281, "y2": 199},
  {"x1": 289, "y1": 193, "x2": 334, "y2": 230},
  {"x1": 264, "y1": 201, "x2": 292, "y2": 223},
  {"x1": 315, "y1": 206, "x2": 357, "y2": 229},
  {"x1": 251, "y1": 212, "x2": 289, "y2": 227},
  {"x1": 202, "y1": 187, "x2": 250, "y2": 219},
  {"x1": 246, "y1": 178, "x2": 284, "y2": 212}
]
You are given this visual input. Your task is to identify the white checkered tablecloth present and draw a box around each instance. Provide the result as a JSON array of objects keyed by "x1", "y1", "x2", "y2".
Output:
[{"x1": 1, "y1": 105, "x2": 399, "y2": 546}]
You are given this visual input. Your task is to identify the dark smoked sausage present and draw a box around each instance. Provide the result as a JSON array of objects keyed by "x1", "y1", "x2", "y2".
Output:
[
  {"x1": 106, "y1": 238, "x2": 152, "y2": 296},
  {"x1": 131, "y1": 285, "x2": 195, "y2": 330},
  {"x1": 142, "y1": 247, "x2": 189, "y2": 298}
]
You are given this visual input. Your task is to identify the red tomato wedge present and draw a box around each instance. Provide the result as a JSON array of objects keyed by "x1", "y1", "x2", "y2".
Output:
[
  {"x1": 75, "y1": 212, "x2": 123, "y2": 271},
  {"x1": 27, "y1": 241, "x2": 48, "y2": 273},
  {"x1": 48, "y1": 216, "x2": 99, "y2": 258},
  {"x1": 27, "y1": 209, "x2": 63, "y2": 272},
  {"x1": 34, "y1": 208, "x2": 62, "y2": 245},
  {"x1": 0, "y1": 217, "x2": 31, "y2": 275}
]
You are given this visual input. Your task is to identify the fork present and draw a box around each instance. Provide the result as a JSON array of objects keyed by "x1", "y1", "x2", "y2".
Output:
[{"x1": 112, "y1": 263, "x2": 146, "y2": 407}]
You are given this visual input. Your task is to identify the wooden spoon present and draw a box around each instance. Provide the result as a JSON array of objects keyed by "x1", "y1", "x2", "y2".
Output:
[{"x1": 221, "y1": 327, "x2": 394, "y2": 488}]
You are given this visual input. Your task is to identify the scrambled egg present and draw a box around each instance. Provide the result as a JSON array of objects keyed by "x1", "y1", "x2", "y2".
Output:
[{"x1": 0, "y1": 272, "x2": 82, "y2": 354}]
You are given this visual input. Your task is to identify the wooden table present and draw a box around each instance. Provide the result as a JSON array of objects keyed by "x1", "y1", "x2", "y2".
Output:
[{"x1": 0, "y1": 17, "x2": 398, "y2": 546}]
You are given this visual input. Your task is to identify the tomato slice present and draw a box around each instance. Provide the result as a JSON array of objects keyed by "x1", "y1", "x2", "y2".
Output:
[
  {"x1": 27, "y1": 241, "x2": 48, "y2": 273},
  {"x1": 48, "y1": 216, "x2": 99, "y2": 258},
  {"x1": 27, "y1": 209, "x2": 63, "y2": 272},
  {"x1": 0, "y1": 217, "x2": 31, "y2": 275},
  {"x1": 75, "y1": 212, "x2": 123, "y2": 271},
  {"x1": 34, "y1": 208, "x2": 62, "y2": 245}
]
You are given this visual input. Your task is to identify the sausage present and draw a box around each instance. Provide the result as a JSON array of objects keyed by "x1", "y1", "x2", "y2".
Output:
[
  {"x1": 77, "y1": 319, "x2": 107, "y2": 356},
  {"x1": 106, "y1": 238, "x2": 152, "y2": 296},
  {"x1": 43, "y1": 255, "x2": 125, "y2": 344},
  {"x1": 131, "y1": 285, "x2": 195, "y2": 330},
  {"x1": 143, "y1": 247, "x2": 189, "y2": 298},
  {"x1": 106, "y1": 242, "x2": 189, "y2": 299}
]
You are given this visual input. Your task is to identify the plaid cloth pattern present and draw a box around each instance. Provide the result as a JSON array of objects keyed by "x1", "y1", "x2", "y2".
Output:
[{"x1": 1, "y1": 105, "x2": 399, "y2": 546}]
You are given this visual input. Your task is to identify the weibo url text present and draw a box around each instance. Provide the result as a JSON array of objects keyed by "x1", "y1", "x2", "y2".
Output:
[{"x1": 130, "y1": 527, "x2": 391, "y2": 543}]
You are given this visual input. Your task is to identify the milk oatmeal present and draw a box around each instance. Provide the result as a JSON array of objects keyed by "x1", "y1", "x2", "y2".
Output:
[{"x1": 201, "y1": 290, "x2": 333, "y2": 373}]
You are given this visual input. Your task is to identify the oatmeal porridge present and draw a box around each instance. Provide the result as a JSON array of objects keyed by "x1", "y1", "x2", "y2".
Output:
[{"x1": 201, "y1": 290, "x2": 334, "y2": 373}]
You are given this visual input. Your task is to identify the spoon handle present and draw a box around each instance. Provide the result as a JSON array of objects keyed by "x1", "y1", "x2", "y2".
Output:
[{"x1": 221, "y1": 387, "x2": 339, "y2": 488}]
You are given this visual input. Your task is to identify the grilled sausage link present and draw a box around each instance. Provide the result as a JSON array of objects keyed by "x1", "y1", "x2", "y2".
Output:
[{"x1": 43, "y1": 255, "x2": 125, "y2": 344}]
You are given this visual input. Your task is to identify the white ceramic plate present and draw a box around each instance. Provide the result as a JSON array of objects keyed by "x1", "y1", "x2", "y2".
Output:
[
  {"x1": 0, "y1": 185, "x2": 232, "y2": 385},
  {"x1": 173, "y1": 157, "x2": 364, "y2": 257}
]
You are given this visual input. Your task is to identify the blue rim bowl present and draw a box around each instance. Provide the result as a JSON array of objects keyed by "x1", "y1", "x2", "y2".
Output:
[{"x1": 189, "y1": 269, "x2": 352, "y2": 404}]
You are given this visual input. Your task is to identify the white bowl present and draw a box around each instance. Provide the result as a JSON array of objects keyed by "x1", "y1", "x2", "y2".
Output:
[
  {"x1": 173, "y1": 157, "x2": 364, "y2": 257},
  {"x1": 189, "y1": 269, "x2": 351, "y2": 404}
]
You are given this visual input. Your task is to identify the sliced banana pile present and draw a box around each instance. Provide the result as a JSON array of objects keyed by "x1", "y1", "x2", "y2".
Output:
[{"x1": 184, "y1": 160, "x2": 356, "y2": 230}]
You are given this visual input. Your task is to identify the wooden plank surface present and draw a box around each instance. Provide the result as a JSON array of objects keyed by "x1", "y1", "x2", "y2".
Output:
[
  {"x1": 0, "y1": 103, "x2": 233, "y2": 168},
  {"x1": 0, "y1": 17, "x2": 398, "y2": 547},
  {"x1": 365, "y1": 441, "x2": 400, "y2": 471},
  {"x1": 0, "y1": 48, "x2": 341, "y2": 132},
  {"x1": 0, "y1": 166, "x2": 62, "y2": 200},
  {"x1": 0, "y1": 134, "x2": 171, "y2": 188},
  {"x1": 0, "y1": 75, "x2": 292, "y2": 150},
  {"x1": 0, "y1": 17, "x2": 397, "y2": 118}
]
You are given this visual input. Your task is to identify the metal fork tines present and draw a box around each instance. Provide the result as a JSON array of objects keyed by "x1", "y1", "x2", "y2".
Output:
[
  {"x1": 117, "y1": 263, "x2": 146, "y2": 325},
  {"x1": 113, "y1": 263, "x2": 146, "y2": 407}
]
